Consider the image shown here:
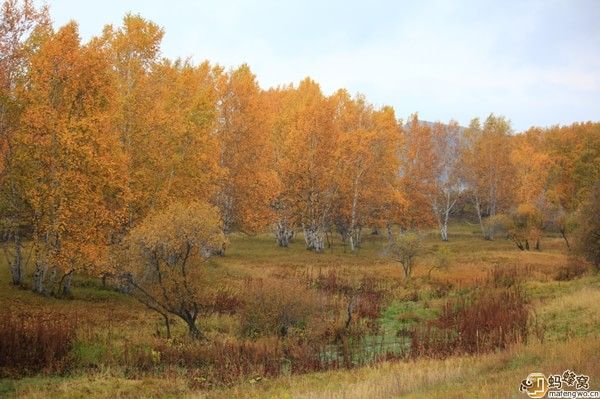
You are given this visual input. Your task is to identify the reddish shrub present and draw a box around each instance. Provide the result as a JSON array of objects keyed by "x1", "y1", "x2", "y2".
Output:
[
  {"x1": 239, "y1": 278, "x2": 323, "y2": 338},
  {"x1": 411, "y1": 286, "x2": 529, "y2": 358},
  {"x1": 487, "y1": 265, "x2": 522, "y2": 288},
  {"x1": 148, "y1": 337, "x2": 324, "y2": 387},
  {"x1": 0, "y1": 310, "x2": 76, "y2": 376},
  {"x1": 208, "y1": 288, "x2": 242, "y2": 314},
  {"x1": 555, "y1": 258, "x2": 588, "y2": 281}
]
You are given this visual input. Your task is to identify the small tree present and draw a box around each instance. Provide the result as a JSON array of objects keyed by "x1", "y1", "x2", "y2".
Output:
[
  {"x1": 122, "y1": 201, "x2": 227, "y2": 339},
  {"x1": 387, "y1": 232, "x2": 422, "y2": 279},
  {"x1": 506, "y1": 206, "x2": 543, "y2": 251},
  {"x1": 576, "y1": 183, "x2": 600, "y2": 272},
  {"x1": 428, "y1": 244, "x2": 452, "y2": 279}
]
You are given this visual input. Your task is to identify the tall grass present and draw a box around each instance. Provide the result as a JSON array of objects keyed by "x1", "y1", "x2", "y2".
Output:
[
  {"x1": 410, "y1": 285, "x2": 529, "y2": 357},
  {"x1": 0, "y1": 310, "x2": 76, "y2": 376}
]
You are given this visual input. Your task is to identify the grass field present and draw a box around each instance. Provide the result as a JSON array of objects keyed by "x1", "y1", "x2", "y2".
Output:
[{"x1": 1, "y1": 223, "x2": 599, "y2": 398}]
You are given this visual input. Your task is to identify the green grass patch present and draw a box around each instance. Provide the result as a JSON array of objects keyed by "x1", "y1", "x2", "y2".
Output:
[{"x1": 379, "y1": 300, "x2": 439, "y2": 336}]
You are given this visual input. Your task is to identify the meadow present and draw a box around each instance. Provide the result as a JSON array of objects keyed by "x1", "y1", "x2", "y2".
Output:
[
  {"x1": 2, "y1": 2, "x2": 599, "y2": 399},
  {"x1": 1, "y1": 223, "x2": 598, "y2": 399}
]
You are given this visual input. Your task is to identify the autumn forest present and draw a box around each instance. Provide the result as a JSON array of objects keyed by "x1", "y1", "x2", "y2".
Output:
[{"x1": 1, "y1": 1, "x2": 599, "y2": 398}]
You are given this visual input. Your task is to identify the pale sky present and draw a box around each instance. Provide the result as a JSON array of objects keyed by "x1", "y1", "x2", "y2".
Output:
[{"x1": 46, "y1": 0, "x2": 600, "y2": 131}]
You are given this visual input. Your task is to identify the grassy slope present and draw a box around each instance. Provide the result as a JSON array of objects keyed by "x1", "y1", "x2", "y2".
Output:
[{"x1": 1, "y1": 224, "x2": 599, "y2": 398}]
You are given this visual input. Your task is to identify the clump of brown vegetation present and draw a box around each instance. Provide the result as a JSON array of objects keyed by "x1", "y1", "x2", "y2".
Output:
[
  {"x1": 239, "y1": 278, "x2": 324, "y2": 338},
  {"x1": 306, "y1": 269, "x2": 388, "y2": 334},
  {"x1": 0, "y1": 310, "x2": 76, "y2": 377},
  {"x1": 555, "y1": 258, "x2": 589, "y2": 281},
  {"x1": 410, "y1": 278, "x2": 529, "y2": 358},
  {"x1": 118, "y1": 336, "x2": 325, "y2": 387},
  {"x1": 487, "y1": 264, "x2": 523, "y2": 288}
]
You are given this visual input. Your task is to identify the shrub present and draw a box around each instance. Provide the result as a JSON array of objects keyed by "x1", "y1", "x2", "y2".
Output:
[
  {"x1": 147, "y1": 337, "x2": 323, "y2": 387},
  {"x1": 353, "y1": 276, "x2": 385, "y2": 325},
  {"x1": 555, "y1": 258, "x2": 589, "y2": 281},
  {"x1": 428, "y1": 280, "x2": 453, "y2": 298},
  {"x1": 427, "y1": 245, "x2": 453, "y2": 279},
  {"x1": 121, "y1": 200, "x2": 228, "y2": 339},
  {"x1": 386, "y1": 232, "x2": 422, "y2": 279},
  {"x1": 307, "y1": 271, "x2": 387, "y2": 334},
  {"x1": 0, "y1": 310, "x2": 76, "y2": 376},
  {"x1": 575, "y1": 182, "x2": 600, "y2": 271},
  {"x1": 310, "y1": 269, "x2": 353, "y2": 294},
  {"x1": 411, "y1": 286, "x2": 529, "y2": 358},
  {"x1": 239, "y1": 278, "x2": 322, "y2": 338},
  {"x1": 487, "y1": 265, "x2": 521, "y2": 288}
]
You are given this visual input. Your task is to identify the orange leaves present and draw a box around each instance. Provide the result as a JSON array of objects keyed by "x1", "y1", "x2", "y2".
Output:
[
  {"x1": 4, "y1": 3, "x2": 598, "y2": 284},
  {"x1": 14, "y1": 22, "x2": 128, "y2": 275},
  {"x1": 273, "y1": 79, "x2": 337, "y2": 229},
  {"x1": 215, "y1": 64, "x2": 277, "y2": 233},
  {"x1": 266, "y1": 84, "x2": 404, "y2": 250},
  {"x1": 399, "y1": 114, "x2": 439, "y2": 228},
  {"x1": 510, "y1": 131, "x2": 552, "y2": 211},
  {"x1": 333, "y1": 93, "x2": 402, "y2": 235},
  {"x1": 143, "y1": 60, "x2": 222, "y2": 208},
  {"x1": 0, "y1": 0, "x2": 49, "y2": 177},
  {"x1": 543, "y1": 122, "x2": 600, "y2": 211},
  {"x1": 103, "y1": 16, "x2": 223, "y2": 222},
  {"x1": 126, "y1": 200, "x2": 226, "y2": 259}
]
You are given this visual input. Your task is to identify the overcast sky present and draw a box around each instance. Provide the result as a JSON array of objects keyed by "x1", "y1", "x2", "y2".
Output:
[{"x1": 47, "y1": 0, "x2": 600, "y2": 131}]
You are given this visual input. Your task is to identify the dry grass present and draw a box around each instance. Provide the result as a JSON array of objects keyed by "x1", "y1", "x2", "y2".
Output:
[
  {"x1": 1, "y1": 224, "x2": 597, "y2": 399},
  {"x1": 5, "y1": 337, "x2": 597, "y2": 399},
  {"x1": 0, "y1": 311, "x2": 76, "y2": 377}
]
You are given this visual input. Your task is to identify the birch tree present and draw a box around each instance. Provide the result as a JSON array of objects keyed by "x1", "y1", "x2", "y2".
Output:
[
  {"x1": 430, "y1": 121, "x2": 463, "y2": 241},
  {"x1": 461, "y1": 115, "x2": 514, "y2": 240},
  {"x1": 0, "y1": 0, "x2": 48, "y2": 285},
  {"x1": 122, "y1": 201, "x2": 227, "y2": 339},
  {"x1": 274, "y1": 78, "x2": 337, "y2": 251},
  {"x1": 215, "y1": 64, "x2": 278, "y2": 234},
  {"x1": 333, "y1": 91, "x2": 402, "y2": 250},
  {"x1": 399, "y1": 114, "x2": 438, "y2": 230},
  {"x1": 14, "y1": 23, "x2": 128, "y2": 295},
  {"x1": 265, "y1": 85, "x2": 296, "y2": 247}
]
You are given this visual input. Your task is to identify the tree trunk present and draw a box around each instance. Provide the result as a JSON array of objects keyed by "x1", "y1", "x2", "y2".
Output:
[
  {"x1": 440, "y1": 223, "x2": 448, "y2": 241},
  {"x1": 440, "y1": 209, "x2": 450, "y2": 241},
  {"x1": 47, "y1": 267, "x2": 58, "y2": 294},
  {"x1": 486, "y1": 225, "x2": 495, "y2": 241},
  {"x1": 59, "y1": 270, "x2": 74, "y2": 298},
  {"x1": 560, "y1": 228, "x2": 570, "y2": 249},
  {"x1": 304, "y1": 225, "x2": 325, "y2": 252},
  {"x1": 403, "y1": 263, "x2": 411, "y2": 280},
  {"x1": 474, "y1": 195, "x2": 487, "y2": 239},
  {"x1": 163, "y1": 314, "x2": 171, "y2": 339},
  {"x1": 32, "y1": 261, "x2": 48, "y2": 294},
  {"x1": 275, "y1": 220, "x2": 293, "y2": 247},
  {"x1": 10, "y1": 234, "x2": 23, "y2": 285},
  {"x1": 184, "y1": 316, "x2": 204, "y2": 340},
  {"x1": 386, "y1": 224, "x2": 394, "y2": 241},
  {"x1": 349, "y1": 182, "x2": 360, "y2": 252},
  {"x1": 349, "y1": 227, "x2": 362, "y2": 251}
]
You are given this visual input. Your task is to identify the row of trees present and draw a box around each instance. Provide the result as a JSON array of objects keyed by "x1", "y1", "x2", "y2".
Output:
[{"x1": 1, "y1": 2, "x2": 599, "y2": 300}]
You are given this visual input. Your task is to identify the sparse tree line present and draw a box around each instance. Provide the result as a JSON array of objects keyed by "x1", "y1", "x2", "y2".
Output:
[{"x1": 1, "y1": 2, "x2": 599, "y2": 335}]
